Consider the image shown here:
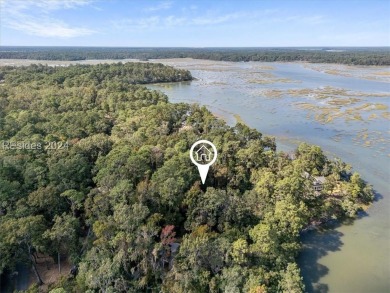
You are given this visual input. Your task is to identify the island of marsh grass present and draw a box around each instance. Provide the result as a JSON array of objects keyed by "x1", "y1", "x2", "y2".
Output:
[
  {"x1": 254, "y1": 86, "x2": 390, "y2": 124},
  {"x1": 296, "y1": 101, "x2": 389, "y2": 124},
  {"x1": 259, "y1": 86, "x2": 389, "y2": 101},
  {"x1": 352, "y1": 129, "x2": 390, "y2": 152},
  {"x1": 253, "y1": 65, "x2": 275, "y2": 70},
  {"x1": 304, "y1": 63, "x2": 390, "y2": 82},
  {"x1": 245, "y1": 70, "x2": 302, "y2": 85},
  {"x1": 382, "y1": 112, "x2": 390, "y2": 120},
  {"x1": 248, "y1": 77, "x2": 299, "y2": 84}
]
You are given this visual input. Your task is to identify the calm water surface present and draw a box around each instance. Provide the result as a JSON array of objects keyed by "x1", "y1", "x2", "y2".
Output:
[{"x1": 148, "y1": 60, "x2": 390, "y2": 293}]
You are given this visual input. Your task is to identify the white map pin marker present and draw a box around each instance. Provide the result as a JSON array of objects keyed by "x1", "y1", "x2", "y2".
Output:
[{"x1": 190, "y1": 140, "x2": 218, "y2": 184}]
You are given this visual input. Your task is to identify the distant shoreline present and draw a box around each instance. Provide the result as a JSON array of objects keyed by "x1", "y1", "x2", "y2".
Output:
[
  {"x1": 0, "y1": 58, "x2": 389, "y2": 68},
  {"x1": 1, "y1": 58, "x2": 388, "y2": 84},
  {"x1": 0, "y1": 46, "x2": 389, "y2": 66}
]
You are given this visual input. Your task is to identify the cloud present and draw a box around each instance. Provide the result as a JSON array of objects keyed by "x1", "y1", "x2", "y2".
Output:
[
  {"x1": 111, "y1": 8, "x2": 287, "y2": 32},
  {"x1": 111, "y1": 8, "x2": 327, "y2": 33},
  {"x1": 165, "y1": 15, "x2": 187, "y2": 27},
  {"x1": 144, "y1": 1, "x2": 173, "y2": 12},
  {"x1": 0, "y1": 0, "x2": 96, "y2": 38},
  {"x1": 113, "y1": 11, "x2": 253, "y2": 31},
  {"x1": 271, "y1": 14, "x2": 326, "y2": 25},
  {"x1": 113, "y1": 16, "x2": 161, "y2": 31},
  {"x1": 6, "y1": 17, "x2": 95, "y2": 38},
  {"x1": 302, "y1": 15, "x2": 326, "y2": 25},
  {"x1": 1, "y1": 0, "x2": 93, "y2": 12},
  {"x1": 192, "y1": 12, "x2": 246, "y2": 25}
]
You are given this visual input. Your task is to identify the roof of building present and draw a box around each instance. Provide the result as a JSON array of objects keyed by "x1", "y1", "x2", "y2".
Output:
[{"x1": 313, "y1": 176, "x2": 326, "y2": 184}]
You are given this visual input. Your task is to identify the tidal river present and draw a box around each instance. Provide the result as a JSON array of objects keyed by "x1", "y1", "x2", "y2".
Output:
[{"x1": 148, "y1": 59, "x2": 390, "y2": 293}]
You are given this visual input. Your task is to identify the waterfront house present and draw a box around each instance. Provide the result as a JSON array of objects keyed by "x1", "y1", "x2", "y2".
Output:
[{"x1": 303, "y1": 172, "x2": 326, "y2": 192}]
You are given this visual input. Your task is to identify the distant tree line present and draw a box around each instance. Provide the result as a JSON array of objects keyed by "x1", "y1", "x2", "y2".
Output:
[{"x1": 0, "y1": 46, "x2": 389, "y2": 65}]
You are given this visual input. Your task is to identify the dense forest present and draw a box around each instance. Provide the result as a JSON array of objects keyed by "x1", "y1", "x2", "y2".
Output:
[
  {"x1": 0, "y1": 47, "x2": 389, "y2": 65},
  {"x1": 0, "y1": 62, "x2": 373, "y2": 293}
]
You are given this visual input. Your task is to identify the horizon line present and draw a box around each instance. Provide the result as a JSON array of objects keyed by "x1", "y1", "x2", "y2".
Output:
[{"x1": 1, "y1": 45, "x2": 389, "y2": 48}]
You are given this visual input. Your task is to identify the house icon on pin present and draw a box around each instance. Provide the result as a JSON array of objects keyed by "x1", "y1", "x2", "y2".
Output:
[{"x1": 195, "y1": 144, "x2": 212, "y2": 162}]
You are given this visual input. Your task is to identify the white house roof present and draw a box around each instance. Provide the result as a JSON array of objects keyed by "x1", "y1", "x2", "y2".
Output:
[
  {"x1": 196, "y1": 145, "x2": 211, "y2": 153},
  {"x1": 313, "y1": 176, "x2": 326, "y2": 184}
]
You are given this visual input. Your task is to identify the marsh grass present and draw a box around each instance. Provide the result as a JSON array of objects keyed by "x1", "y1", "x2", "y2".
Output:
[
  {"x1": 382, "y1": 112, "x2": 390, "y2": 120},
  {"x1": 280, "y1": 86, "x2": 390, "y2": 124},
  {"x1": 351, "y1": 129, "x2": 389, "y2": 153},
  {"x1": 233, "y1": 113, "x2": 245, "y2": 124},
  {"x1": 304, "y1": 63, "x2": 390, "y2": 82},
  {"x1": 248, "y1": 78, "x2": 298, "y2": 84}
]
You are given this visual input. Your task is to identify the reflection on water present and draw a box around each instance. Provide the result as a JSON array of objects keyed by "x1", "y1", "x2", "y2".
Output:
[
  {"x1": 298, "y1": 228, "x2": 343, "y2": 293},
  {"x1": 148, "y1": 60, "x2": 390, "y2": 293}
]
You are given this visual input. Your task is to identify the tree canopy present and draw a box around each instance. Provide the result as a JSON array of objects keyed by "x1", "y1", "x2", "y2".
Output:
[
  {"x1": 0, "y1": 62, "x2": 373, "y2": 292},
  {"x1": 1, "y1": 46, "x2": 389, "y2": 65}
]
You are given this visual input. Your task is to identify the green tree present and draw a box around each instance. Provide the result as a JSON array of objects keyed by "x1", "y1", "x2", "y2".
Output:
[
  {"x1": 278, "y1": 263, "x2": 305, "y2": 293},
  {"x1": 44, "y1": 213, "x2": 79, "y2": 273},
  {"x1": 0, "y1": 215, "x2": 47, "y2": 285}
]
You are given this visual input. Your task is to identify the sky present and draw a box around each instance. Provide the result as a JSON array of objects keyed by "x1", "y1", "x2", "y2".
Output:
[{"x1": 1, "y1": 0, "x2": 389, "y2": 47}]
